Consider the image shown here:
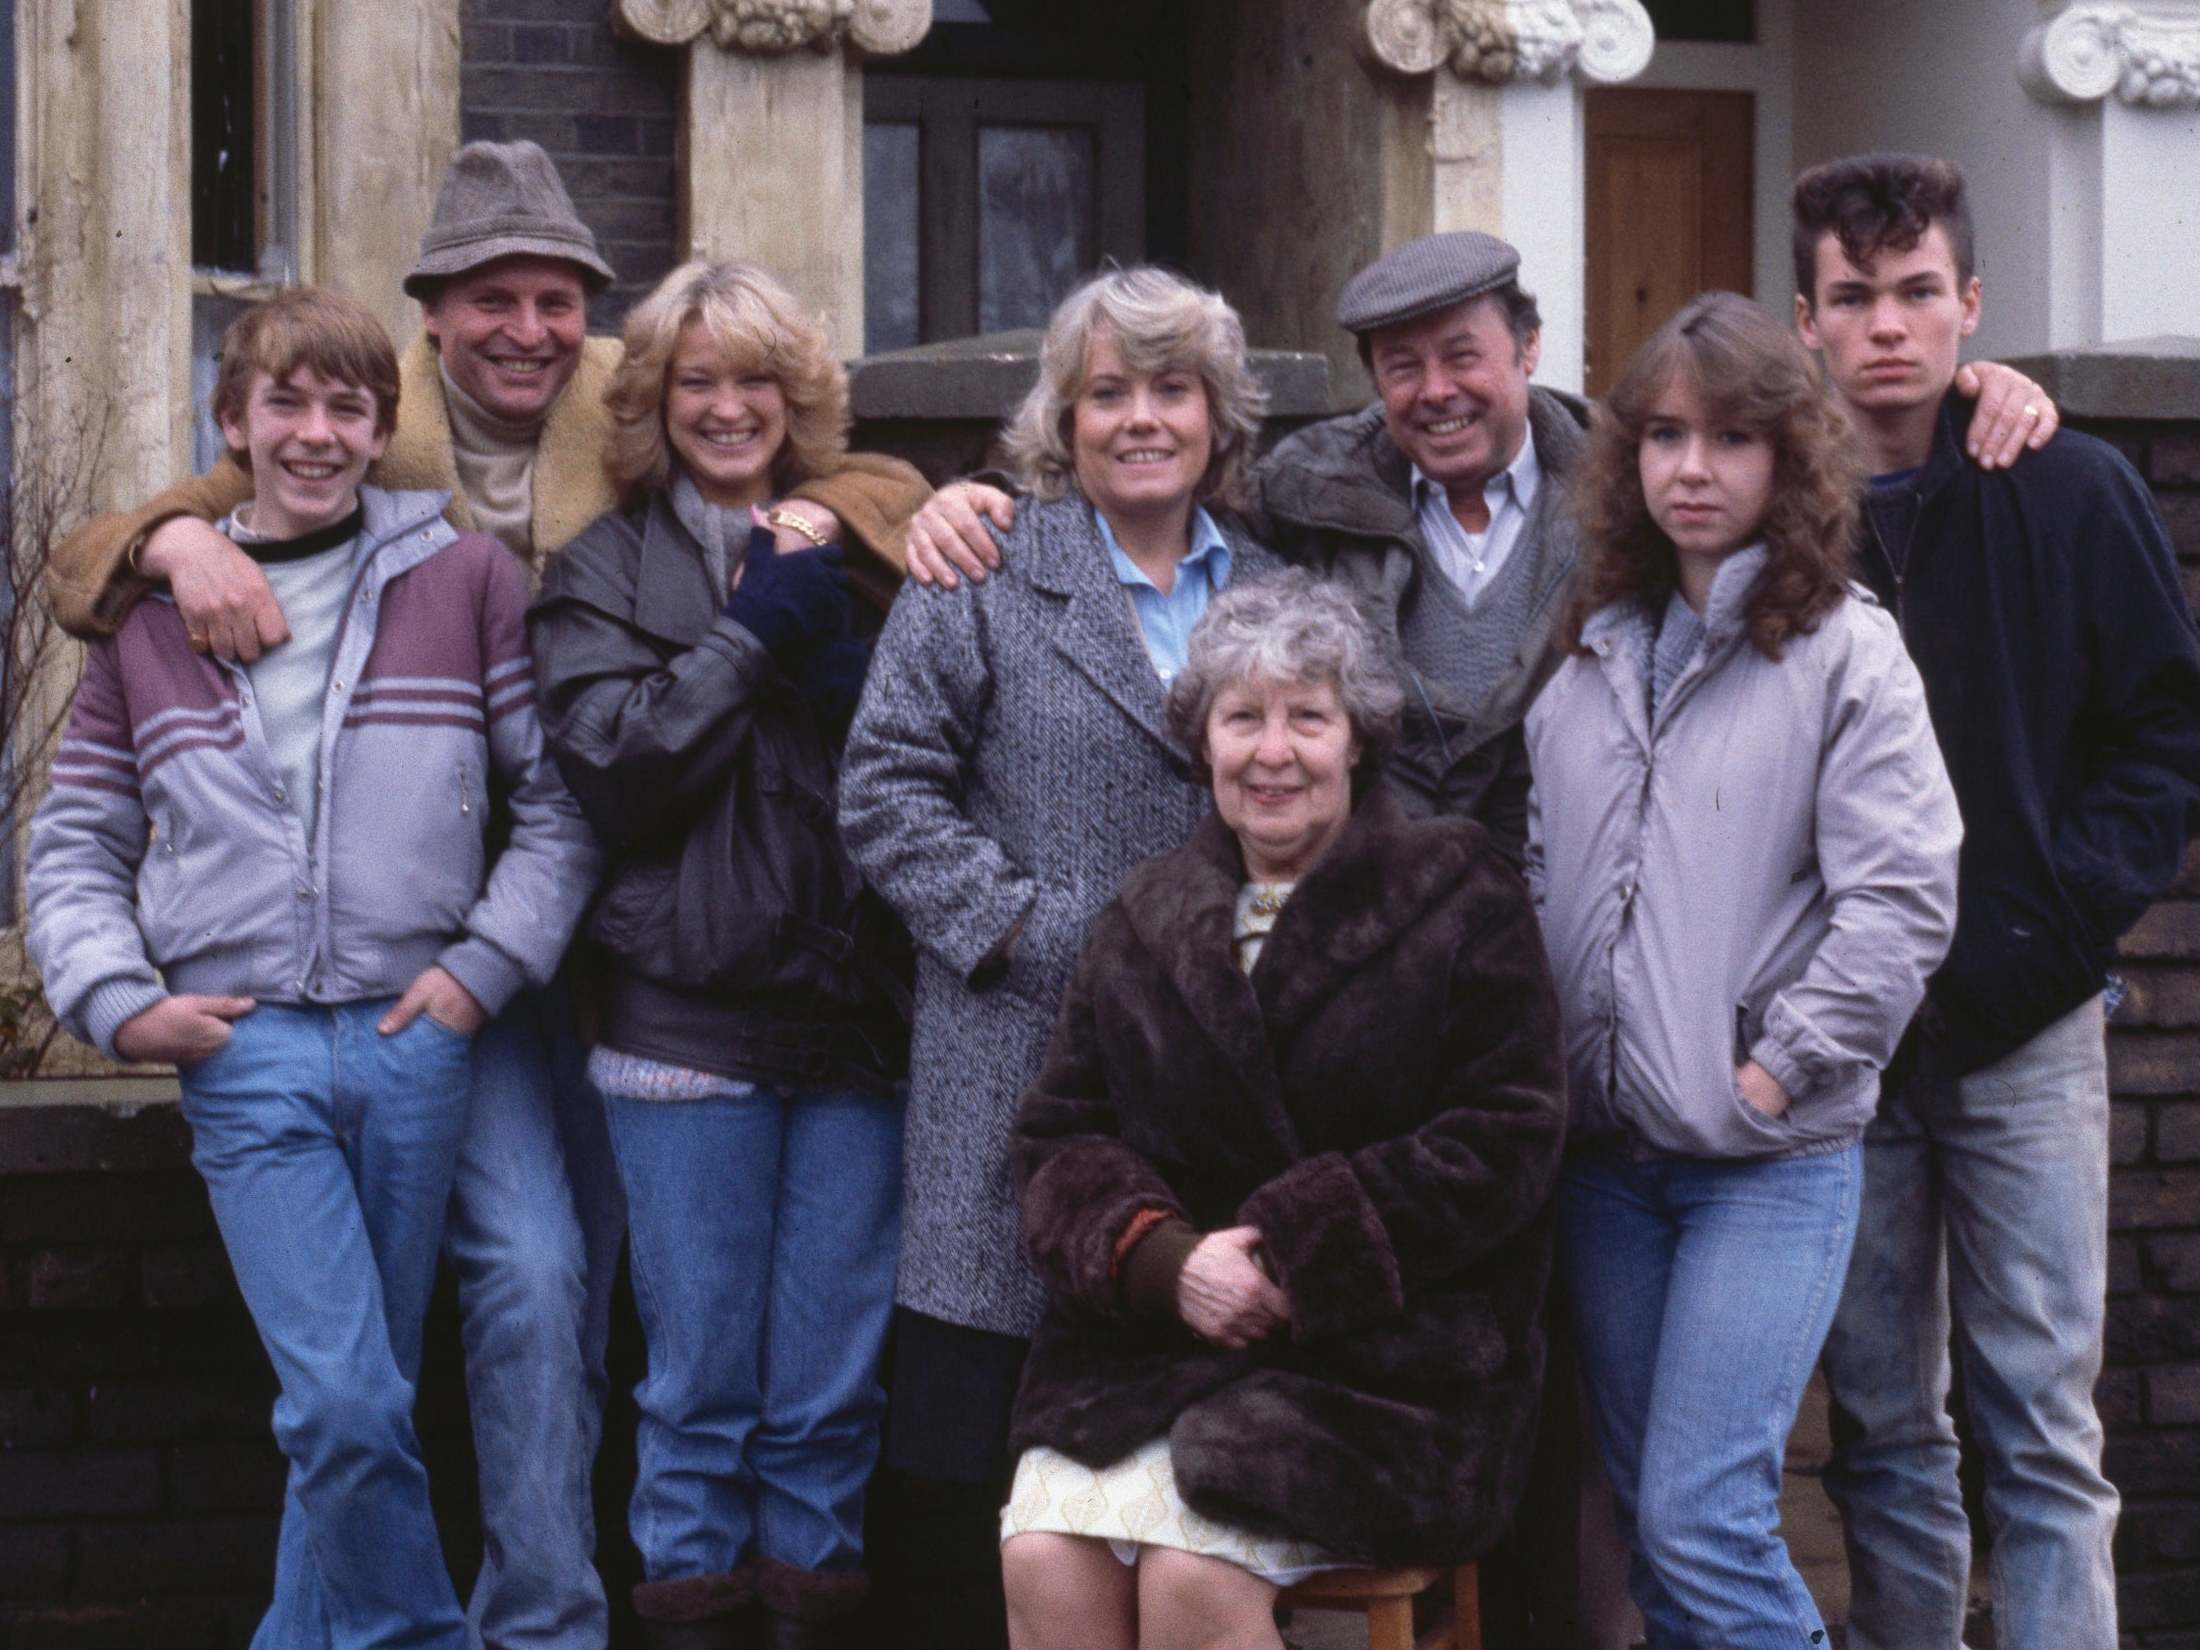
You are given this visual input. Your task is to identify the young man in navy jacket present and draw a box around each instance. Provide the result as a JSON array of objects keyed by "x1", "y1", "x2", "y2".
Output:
[{"x1": 1796, "y1": 152, "x2": 2200, "y2": 1650}]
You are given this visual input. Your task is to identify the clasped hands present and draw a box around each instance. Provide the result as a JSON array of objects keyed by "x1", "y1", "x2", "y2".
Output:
[{"x1": 1175, "y1": 1224, "x2": 1291, "y2": 1351}]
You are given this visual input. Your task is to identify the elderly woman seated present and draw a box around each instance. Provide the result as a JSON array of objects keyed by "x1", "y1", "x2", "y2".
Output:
[{"x1": 998, "y1": 570, "x2": 1568, "y2": 1650}]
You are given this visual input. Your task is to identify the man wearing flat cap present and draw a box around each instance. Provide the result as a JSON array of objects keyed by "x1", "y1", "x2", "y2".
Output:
[{"x1": 46, "y1": 140, "x2": 928, "y2": 1650}]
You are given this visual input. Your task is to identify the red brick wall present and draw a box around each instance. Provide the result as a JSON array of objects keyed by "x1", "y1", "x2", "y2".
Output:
[{"x1": 2091, "y1": 418, "x2": 2200, "y2": 1645}]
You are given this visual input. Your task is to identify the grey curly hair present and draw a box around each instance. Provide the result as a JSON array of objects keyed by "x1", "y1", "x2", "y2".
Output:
[
  {"x1": 1164, "y1": 570, "x2": 1405, "y2": 779},
  {"x1": 1000, "y1": 266, "x2": 1268, "y2": 507}
]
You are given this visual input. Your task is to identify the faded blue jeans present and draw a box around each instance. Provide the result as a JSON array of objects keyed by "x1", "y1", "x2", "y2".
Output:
[
  {"x1": 604, "y1": 1083, "x2": 902, "y2": 1579},
  {"x1": 1561, "y1": 1144, "x2": 1861, "y2": 1650},
  {"x1": 447, "y1": 988, "x2": 626, "y2": 1650},
  {"x1": 178, "y1": 1000, "x2": 475, "y2": 1650},
  {"x1": 1820, "y1": 997, "x2": 2118, "y2": 1650}
]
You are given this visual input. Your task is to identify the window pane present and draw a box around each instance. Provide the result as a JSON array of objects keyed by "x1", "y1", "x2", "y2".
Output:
[
  {"x1": 193, "y1": 0, "x2": 258, "y2": 271},
  {"x1": 976, "y1": 125, "x2": 1094, "y2": 335},
  {"x1": 192, "y1": 293, "x2": 252, "y2": 474},
  {"x1": 1647, "y1": 0, "x2": 1754, "y2": 43},
  {"x1": 863, "y1": 122, "x2": 921, "y2": 355}
]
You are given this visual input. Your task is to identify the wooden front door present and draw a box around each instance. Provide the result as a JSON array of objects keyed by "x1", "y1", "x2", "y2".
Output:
[{"x1": 1583, "y1": 89, "x2": 1754, "y2": 397}]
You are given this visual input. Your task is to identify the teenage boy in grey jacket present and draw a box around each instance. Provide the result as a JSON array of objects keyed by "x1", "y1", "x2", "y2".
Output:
[{"x1": 27, "y1": 288, "x2": 599, "y2": 1650}]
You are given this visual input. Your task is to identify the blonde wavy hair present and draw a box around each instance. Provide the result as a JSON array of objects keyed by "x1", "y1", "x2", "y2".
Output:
[
  {"x1": 604, "y1": 260, "x2": 849, "y2": 503},
  {"x1": 1570, "y1": 291, "x2": 1864, "y2": 661},
  {"x1": 1000, "y1": 267, "x2": 1267, "y2": 508}
]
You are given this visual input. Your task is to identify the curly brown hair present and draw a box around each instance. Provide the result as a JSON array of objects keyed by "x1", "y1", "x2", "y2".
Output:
[{"x1": 1569, "y1": 291, "x2": 1864, "y2": 661}]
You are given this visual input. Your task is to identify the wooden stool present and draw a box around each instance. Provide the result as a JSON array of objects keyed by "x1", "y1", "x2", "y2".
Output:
[{"x1": 1278, "y1": 1563, "x2": 1481, "y2": 1650}]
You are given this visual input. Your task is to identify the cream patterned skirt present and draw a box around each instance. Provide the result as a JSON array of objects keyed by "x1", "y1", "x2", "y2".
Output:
[{"x1": 1000, "y1": 1438, "x2": 1341, "y2": 1588}]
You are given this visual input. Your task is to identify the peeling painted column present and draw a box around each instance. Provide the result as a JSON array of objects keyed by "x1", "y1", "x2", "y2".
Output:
[
  {"x1": 19, "y1": 0, "x2": 194, "y2": 507},
  {"x1": 1364, "y1": 1, "x2": 1656, "y2": 395},
  {"x1": 315, "y1": 0, "x2": 464, "y2": 348},
  {"x1": 613, "y1": 0, "x2": 934, "y2": 356},
  {"x1": 2021, "y1": 0, "x2": 2200, "y2": 343}
]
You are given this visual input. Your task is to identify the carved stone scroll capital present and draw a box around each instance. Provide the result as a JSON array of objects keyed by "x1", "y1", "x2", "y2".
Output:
[
  {"x1": 612, "y1": 0, "x2": 932, "y2": 56},
  {"x1": 2021, "y1": 3, "x2": 2200, "y2": 107},
  {"x1": 1362, "y1": 0, "x2": 1653, "y2": 85}
]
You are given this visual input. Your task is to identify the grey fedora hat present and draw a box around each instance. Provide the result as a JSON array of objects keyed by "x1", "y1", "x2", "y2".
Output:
[
  {"x1": 1335, "y1": 230, "x2": 1523, "y2": 336},
  {"x1": 403, "y1": 140, "x2": 617, "y2": 298}
]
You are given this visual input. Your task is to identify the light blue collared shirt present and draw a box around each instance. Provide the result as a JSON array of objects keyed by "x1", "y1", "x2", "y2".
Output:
[
  {"x1": 1410, "y1": 433, "x2": 1542, "y2": 608},
  {"x1": 1099, "y1": 505, "x2": 1233, "y2": 684}
]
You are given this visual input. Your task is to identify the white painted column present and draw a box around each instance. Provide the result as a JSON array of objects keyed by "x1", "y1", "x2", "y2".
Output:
[{"x1": 2023, "y1": 0, "x2": 2200, "y2": 344}]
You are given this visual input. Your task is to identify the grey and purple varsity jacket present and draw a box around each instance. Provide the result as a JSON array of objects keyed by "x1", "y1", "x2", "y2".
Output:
[{"x1": 27, "y1": 485, "x2": 602, "y2": 1058}]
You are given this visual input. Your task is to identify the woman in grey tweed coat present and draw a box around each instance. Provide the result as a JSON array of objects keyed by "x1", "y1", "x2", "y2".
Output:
[{"x1": 838, "y1": 266, "x2": 1277, "y2": 1639}]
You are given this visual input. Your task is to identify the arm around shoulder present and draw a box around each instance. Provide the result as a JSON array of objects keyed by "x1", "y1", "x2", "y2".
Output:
[
  {"x1": 47, "y1": 461, "x2": 252, "y2": 639},
  {"x1": 789, "y1": 452, "x2": 931, "y2": 578}
]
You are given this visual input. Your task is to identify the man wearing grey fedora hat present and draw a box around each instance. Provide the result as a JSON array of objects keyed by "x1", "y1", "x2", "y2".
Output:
[{"x1": 46, "y1": 138, "x2": 929, "y2": 1650}]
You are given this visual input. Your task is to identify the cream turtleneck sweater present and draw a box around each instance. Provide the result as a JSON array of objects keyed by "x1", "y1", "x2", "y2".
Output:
[{"x1": 440, "y1": 365, "x2": 544, "y2": 559}]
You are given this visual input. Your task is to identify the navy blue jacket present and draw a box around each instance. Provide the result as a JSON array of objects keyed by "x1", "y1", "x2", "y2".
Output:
[{"x1": 1857, "y1": 395, "x2": 2200, "y2": 1075}]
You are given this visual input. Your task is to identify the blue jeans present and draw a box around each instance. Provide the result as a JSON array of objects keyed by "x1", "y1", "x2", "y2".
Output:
[
  {"x1": 1560, "y1": 1145, "x2": 1861, "y2": 1650},
  {"x1": 1820, "y1": 998, "x2": 2118, "y2": 1650},
  {"x1": 604, "y1": 1084, "x2": 903, "y2": 1579},
  {"x1": 445, "y1": 988, "x2": 626, "y2": 1650},
  {"x1": 178, "y1": 1000, "x2": 476, "y2": 1650}
]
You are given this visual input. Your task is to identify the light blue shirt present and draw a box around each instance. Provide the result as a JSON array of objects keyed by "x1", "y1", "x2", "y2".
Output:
[
  {"x1": 1410, "y1": 433, "x2": 1542, "y2": 608},
  {"x1": 1099, "y1": 505, "x2": 1233, "y2": 683}
]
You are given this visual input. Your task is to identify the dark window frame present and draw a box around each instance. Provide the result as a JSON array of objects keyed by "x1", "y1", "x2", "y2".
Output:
[{"x1": 865, "y1": 75, "x2": 1145, "y2": 345}]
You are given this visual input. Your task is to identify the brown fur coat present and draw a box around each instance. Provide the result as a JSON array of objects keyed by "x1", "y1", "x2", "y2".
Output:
[{"x1": 1007, "y1": 784, "x2": 1568, "y2": 1565}]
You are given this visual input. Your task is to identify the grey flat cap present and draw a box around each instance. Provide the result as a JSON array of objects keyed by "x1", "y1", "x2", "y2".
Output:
[
  {"x1": 403, "y1": 140, "x2": 616, "y2": 298},
  {"x1": 1335, "y1": 231, "x2": 1522, "y2": 336}
]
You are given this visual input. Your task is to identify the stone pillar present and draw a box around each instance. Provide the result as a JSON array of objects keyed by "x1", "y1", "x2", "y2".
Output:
[
  {"x1": 18, "y1": 0, "x2": 194, "y2": 506},
  {"x1": 612, "y1": 0, "x2": 934, "y2": 357},
  {"x1": 1362, "y1": 0, "x2": 1656, "y2": 397},
  {"x1": 2021, "y1": 1, "x2": 2200, "y2": 343},
  {"x1": 313, "y1": 0, "x2": 464, "y2": 349}
]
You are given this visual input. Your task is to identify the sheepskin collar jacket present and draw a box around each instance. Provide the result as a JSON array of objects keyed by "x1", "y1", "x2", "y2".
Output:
[{"x1": 1007, "y1": 784, "x2": 1568, "y2": 1565}]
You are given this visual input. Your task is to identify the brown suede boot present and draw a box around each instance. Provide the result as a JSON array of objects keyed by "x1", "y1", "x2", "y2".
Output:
[
  {"x1": 633, "y1": 1567, "x2": 758, "y2": 1650},
  {"x1": 754, "y1": 1557, "x2": 868, "y2": 1650}
]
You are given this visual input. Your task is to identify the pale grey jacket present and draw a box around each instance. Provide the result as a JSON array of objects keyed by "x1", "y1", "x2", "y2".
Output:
[
  {"x1": 1524, "y1": 549, "x2": 1961, "y2": 1159},
  {"x1": 840, "y1": 493, "x2": 1277, "y2": 1335},
  {"x1": 28, "y1": 487, "x2": 600, "y2": 1058}
]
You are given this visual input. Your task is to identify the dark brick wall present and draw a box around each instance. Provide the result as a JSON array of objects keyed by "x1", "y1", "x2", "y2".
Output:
[
  {"x1": 0, "y1": 1092, "x2": 650, "y2": 1649},
  {"x1": 2090, "y1": 416, "x2": 2200, "y2": 1646},
  {"x1": 458, "y1": 0, "x2": 683, "y2": 331}
]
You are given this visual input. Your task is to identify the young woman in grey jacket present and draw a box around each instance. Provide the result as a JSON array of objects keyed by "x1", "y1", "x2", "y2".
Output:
[{"x1": 1524, "y1": 292, "x2": 1961, "y2": 1648}]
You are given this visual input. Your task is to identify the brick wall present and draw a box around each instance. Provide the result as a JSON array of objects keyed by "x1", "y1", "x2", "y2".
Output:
[
  {"x1": 458, "y1": 0, "x2": 682, "y2": 330},
  {"x1": 0, "y1": 1089, "x2": 644, "y2": 1649},
  {"x1": 2089, "y1": 416, "x2": 2200, "y2": 1647}
]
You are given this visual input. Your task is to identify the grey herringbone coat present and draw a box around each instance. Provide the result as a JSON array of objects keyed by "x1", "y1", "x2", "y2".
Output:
[{"x1": 840, "y1": 494, "x2": 1276, "y2": 1336}]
